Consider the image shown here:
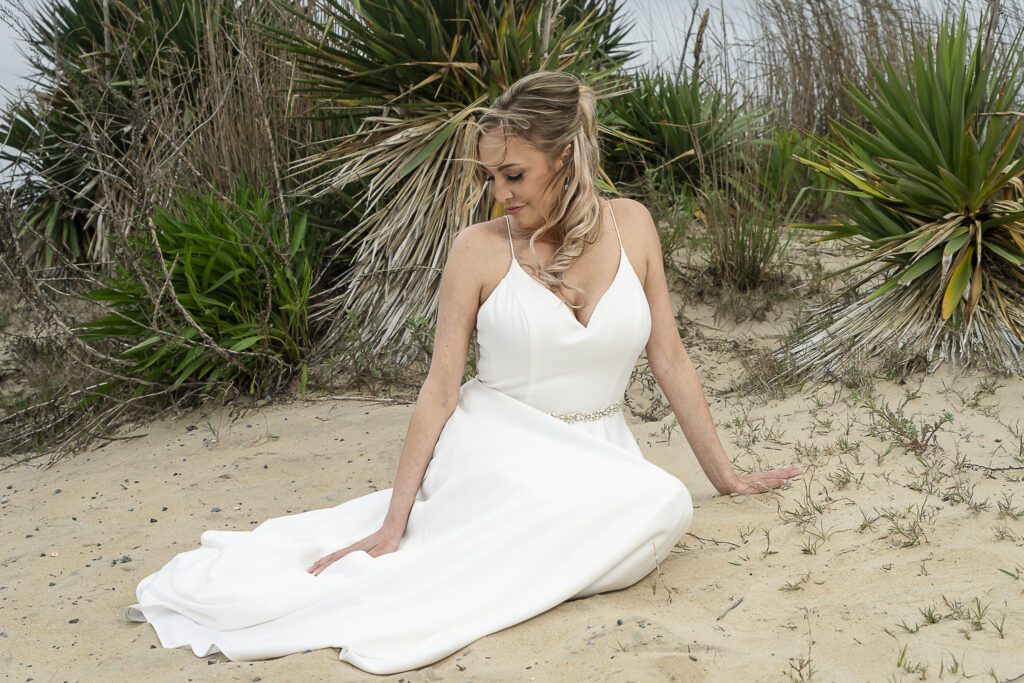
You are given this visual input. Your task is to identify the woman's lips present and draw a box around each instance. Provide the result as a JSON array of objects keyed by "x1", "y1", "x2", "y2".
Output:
[{"x1": 506, "y1": 205, "x2": 523, "y2": 214}]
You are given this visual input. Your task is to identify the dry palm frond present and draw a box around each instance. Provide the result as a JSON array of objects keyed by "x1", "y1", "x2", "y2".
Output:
[{"x1": 268, "y1": 0, "x2": 634, "y2": 360}]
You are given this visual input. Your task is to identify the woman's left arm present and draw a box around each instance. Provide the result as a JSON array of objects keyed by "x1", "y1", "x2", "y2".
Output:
[{"x1": 617, "y1": 198, "x2": 804, "y2": 496}]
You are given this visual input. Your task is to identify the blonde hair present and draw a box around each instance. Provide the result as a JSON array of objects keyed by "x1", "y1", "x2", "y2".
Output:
[{"x1": 466, "y1": 70, "x2": 604, "y2": 308}]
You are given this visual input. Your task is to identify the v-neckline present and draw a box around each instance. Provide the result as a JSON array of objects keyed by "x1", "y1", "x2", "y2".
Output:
[{"x1": 511, "y1": 244, "x2": 625, "y2": 331}]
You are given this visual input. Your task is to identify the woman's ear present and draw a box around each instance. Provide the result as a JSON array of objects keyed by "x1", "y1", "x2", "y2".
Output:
[{"x1": 556, "y1": 144, "x2": 572, "y2": 170}]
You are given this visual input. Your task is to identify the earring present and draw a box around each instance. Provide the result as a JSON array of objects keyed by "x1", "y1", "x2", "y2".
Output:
[{"x1": 563, "y1": 177, "x2": 569, "y2": 191}]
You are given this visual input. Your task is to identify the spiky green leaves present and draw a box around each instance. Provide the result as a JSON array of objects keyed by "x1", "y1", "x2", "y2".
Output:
[
  {"x1": 791, "y1": 10, "x2": 1024, "y2": 359},
  {"x1": 76, "y1": 183, "x2": 314, "y2": 396}
]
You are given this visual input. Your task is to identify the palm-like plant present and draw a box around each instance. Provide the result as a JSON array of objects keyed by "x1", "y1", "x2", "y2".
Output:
[
  {"x1": 783, "y1": 11, "x2": 1024, "y2": 378},
  {"x1": 1, "y1": 0, "x2": 322, "y2": 267},
  {"x1": 266, "y1": 0, "x2": 634, "y2": 359},
  {"x1": 0, "y1": 0, "x2": 227, "y2": 265},
  {"x1": 76, "y1": 182, "x2": 315, "y2": 396},
  {"x1": 602, "y1": 8, "x2": 744, "y2": 191},
  {"x1": 603, "y1": 67, "x2": 744, "y2": 189}
]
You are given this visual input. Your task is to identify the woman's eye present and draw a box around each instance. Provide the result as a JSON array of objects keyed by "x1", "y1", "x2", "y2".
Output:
[{"x1": 481, "y1": 172, "x2": 521, "y2": 183}]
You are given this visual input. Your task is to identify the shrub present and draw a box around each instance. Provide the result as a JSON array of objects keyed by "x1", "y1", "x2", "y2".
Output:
[
  {"x1": 781, "y1": 10, "x2": 1024, "y2": 379},
  {"x1": 76, "y1": 183, "x2": 314, "y2": 396}
]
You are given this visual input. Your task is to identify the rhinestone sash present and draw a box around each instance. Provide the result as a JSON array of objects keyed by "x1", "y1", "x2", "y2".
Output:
[{"x1": 547, "y1": 399, "x2": 624, "y2": 424}]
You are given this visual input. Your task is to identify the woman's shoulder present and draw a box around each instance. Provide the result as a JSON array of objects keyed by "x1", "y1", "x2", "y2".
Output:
[
  {"x1": 452, "y1": 217, "x2": 510, "y2": 258},
  {"x1": 445, "y1": 218, "x2": 511, "y2": 281},
  {"x1": 457, "y1": 217, "x2": 508, "y2": 243},
  {"x1": 608, "y1": 196, "x2": 654, "y2": 225},
  {"x1": 607, "y1": 196, "x2": 659, "y2": 247}
]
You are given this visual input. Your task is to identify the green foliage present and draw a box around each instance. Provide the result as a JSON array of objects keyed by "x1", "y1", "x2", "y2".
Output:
[
  {"x1": 0, "y1": 0, "x2": 240, "y2": 265},
  {"x1": 782, "y1": 10, "x2": 1024, "y2": 377},
  {"x1": 752, "y1": 127, "x2": 835, "y2": 221},
  {"x1": 76, "y1": 183, "x2": 314, "y2": 395},
  {"x1": 604, "y1": 68, "x2": 745, "y2": 188},
  {"x1": 699, "y1": 170, "x2": 791, "y2": 292}
]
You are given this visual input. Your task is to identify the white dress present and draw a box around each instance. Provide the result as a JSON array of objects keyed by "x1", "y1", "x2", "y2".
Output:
[{"x1": 126, "y1": 202, "x2": 694, "y2": 675}]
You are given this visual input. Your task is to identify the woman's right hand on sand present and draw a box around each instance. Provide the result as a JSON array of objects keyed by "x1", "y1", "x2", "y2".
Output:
[
  {"x1": 307, "y1": 525, "x2": 404, "y2": 576},
  {"x1": 723, "y1": 465, "x2": 805, "y2": 496}
]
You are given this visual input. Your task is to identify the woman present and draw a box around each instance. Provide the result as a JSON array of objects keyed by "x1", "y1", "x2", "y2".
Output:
[{"x1": 127, "y1": 71, "x2": 803, "y2": 674}]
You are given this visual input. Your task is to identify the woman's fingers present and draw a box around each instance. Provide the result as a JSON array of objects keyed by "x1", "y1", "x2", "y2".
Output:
[
  {"x1": 735, "y1": 466, "x2": 805, "y2": 495},
  {"x1": 311, "y1": 552, "x2": 339, "y2": 576},
  {"x1": 307, "y1": 528, "x2": 402, "y2": 574},
  {"x1": 309, "y1": 542, "x2": 358, "y2": 575},
  {"x1": 309, "y1": 537, "x2": 390, "y2": 574},
  {"x1": 765, "y1": 465, "x2": 805, "y2": 478}
]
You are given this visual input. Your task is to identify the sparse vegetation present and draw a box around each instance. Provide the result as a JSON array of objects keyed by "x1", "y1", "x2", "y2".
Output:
[{"x1": 0, "y1": 1, "x2": 1022, "y2": 680}]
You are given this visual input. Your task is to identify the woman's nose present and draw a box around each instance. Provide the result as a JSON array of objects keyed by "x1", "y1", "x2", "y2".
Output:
[{"x1": 492, "y1": 181, "x2": 512, "y2": 203}]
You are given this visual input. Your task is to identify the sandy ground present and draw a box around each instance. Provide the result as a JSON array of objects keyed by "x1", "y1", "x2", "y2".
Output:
[{"x1": 3, "y1": 292, "x2": 1024, "y2": 682}]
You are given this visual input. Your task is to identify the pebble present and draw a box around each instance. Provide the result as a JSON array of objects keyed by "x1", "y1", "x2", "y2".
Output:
[
  {"x1": 211, "y1": 507, "x2": 222, "y2": 513},
  {"x1": 68, "y1": 618, "x2": 79, "y2": 624},
  {"x1": 150, "y1": 518, "x2": 158, "y2": 523},
  {"x1": 616, "y1": 619, "x2": 623, "y2": 626}
]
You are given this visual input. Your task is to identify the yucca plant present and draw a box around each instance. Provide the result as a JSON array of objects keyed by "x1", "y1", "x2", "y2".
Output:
[
  {"x1": 783, "y1": 10, "x2": 1024, "y2": 378},
  {"x1": 266, "y1": 0, "x2": 634, "y2": 359},
  {"x1": 0, "y1": 0, "x2": 329, "y2": 267},
  {"x1": 603, "y1": 67, "x2": 746, "y2": 189},
  {"x1": 752, "y1": 126, "x2": 835, "y2": 222},
  {"x1": 603, "y1": 9, "x2": 745, "y2": 191},
  {"x1": 75, "y1": 182, "x2": 315, "y2": 396},
  {"x1": 0, "y1": 0, "x2": 231, "y2": 265}
]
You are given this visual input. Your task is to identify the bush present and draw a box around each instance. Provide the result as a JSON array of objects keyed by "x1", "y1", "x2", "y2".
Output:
[
  {"x1": 780, "y1": 9, "x2": 1024, "y2": 379},
  {"x1": 604, "y1": 66, "x2": 745, "y2": 189},
  {"x1": 76, "y1": 183, "x2": 314, "y2": 396}
]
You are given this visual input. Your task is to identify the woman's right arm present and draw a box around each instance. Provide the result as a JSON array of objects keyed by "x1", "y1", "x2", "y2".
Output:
[{"x1": 308, "y1": 225, "x2": 492, "y2": 575}]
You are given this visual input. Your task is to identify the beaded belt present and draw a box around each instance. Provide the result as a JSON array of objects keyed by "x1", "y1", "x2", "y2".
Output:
[{"x1": 547, "y1": 399, "x2": 624, "y2": 424}]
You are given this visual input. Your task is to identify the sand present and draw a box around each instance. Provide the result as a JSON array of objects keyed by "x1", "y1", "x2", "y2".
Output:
[{"x1": 3, "y1": 291, "x2": 1024, "y2": 682}]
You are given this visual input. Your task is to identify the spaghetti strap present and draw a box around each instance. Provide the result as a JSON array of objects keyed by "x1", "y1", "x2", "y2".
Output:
[
  {"x1": 503, "y1": 214, "x2": 514, "y2": 260},
  {"x1": 606, "y1": 199, "x2": 623, "y2": 251}
]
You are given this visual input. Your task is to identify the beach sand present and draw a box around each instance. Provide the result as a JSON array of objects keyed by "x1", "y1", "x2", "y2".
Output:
[{"x1": 3, "y1": 292, "x2": 1024, "y2": 682}]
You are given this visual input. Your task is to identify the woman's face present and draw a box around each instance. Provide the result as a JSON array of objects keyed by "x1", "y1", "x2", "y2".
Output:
[{"x1": 478, "y1": 130, "x2": 564, "y2": 231}]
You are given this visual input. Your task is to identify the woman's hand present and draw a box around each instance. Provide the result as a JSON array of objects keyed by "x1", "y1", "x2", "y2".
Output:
[
  {"x1": 720, "y1": 465, "x2": 805, "y2": 496},
  {"x1": 307, "y1": 524, "x2": 405, "y2": 576}
]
